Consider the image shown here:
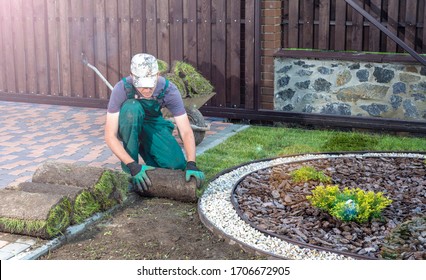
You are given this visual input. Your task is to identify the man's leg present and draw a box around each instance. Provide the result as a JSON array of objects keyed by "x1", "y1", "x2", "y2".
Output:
[
  {"x1": 139, "y1": 117, "x2": 186, "y2": 170},
  {"x1": 118, "y1": 99, "x2": 145, "y2": 173}
]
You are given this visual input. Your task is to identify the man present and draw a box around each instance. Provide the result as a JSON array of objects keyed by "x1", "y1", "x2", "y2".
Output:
[{"x1": 105, "y1": 53, "x2": 205, "y2": 194}]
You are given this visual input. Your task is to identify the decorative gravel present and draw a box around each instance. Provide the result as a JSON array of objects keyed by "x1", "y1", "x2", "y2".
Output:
[{"x1": 198, "y1": 152, "x2": 426, "y2": 260}]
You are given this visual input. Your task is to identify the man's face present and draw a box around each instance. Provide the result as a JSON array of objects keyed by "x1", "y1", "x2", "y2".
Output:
[{"x1": 134, "y1": 75, "x2": 158, "y2": 98}]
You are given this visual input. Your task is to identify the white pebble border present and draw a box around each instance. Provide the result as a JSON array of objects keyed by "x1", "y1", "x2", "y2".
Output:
[{"x1": 199, "y1": 152, "x2": 426, "y2": 260}]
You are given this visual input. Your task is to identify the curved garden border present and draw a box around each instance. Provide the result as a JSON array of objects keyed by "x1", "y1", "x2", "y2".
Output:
[{"x1": 198, "y1": 152, "x2": 426, "y2": 260}]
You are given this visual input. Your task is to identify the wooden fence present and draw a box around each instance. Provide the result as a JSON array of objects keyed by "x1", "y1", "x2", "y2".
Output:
[
  {"x1": 282, "y1": 0, "x2": 426, "y2": 54},
  {"x1": 0, "y1": 0, "x2": 260, "y2": 109}
]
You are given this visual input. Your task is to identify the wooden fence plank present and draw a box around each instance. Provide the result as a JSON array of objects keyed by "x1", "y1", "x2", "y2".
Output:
[
  {"x1": 367, "y1": 0, "x2": 382, "y2": 52},
  {"x1": 350, "y1": 1, "x2": 364, "y2": 51},
  {"x1": 10, "y1": 0, "x2": 26, "y2": 94},
  {"x1": 119, "y1": 0, "x2": 131, "y2": 77},
  {"x1": 211, "y1": 0, "x2": 226, "y2": 107},
  {"x1": 105, "y1": 0, "x2": 120, "y2": 86},
  {"x1": 318, "y1": 0, "x2": 330, "y2": 50},
  {"x1": 244, "y1": 0, "x2": 256, "y2": 109},
  {"x1": 0, "y1": 3, "x2": 5, "y2": 92},
  {"x1": 288, "y1": 0, "x2": 299, "y2": 48},
  {"x1": 145, "y1": 0, "x2": 158, "y2": 57},
  {"x1": 33, "y1": 0, "x2": 49, "y2": 95},
  {"x1": 386, "y1": 0, "x2": 399, "y2": 52},
  {"x1": 404, "y1": 0, "x2": 417, "y2": 49},
  {"x1": 229, "y1": 0, "x2": 241, "y2": 108},
  {"x1": 46, "y1": 0, "x2": 60, "y2": 96},
  {"x1": 157, "y1": 0, "x2": 170, "y2": 62},
  {"x1": 302, "y1": 0, "x2": 314, "y2": 49},
  {"x1": 423, "y1": 0, "x2": 426, "y2": 52},
  {"x1": 94, "y1": 0, "x2": 108, "y2": 99},
  {"x1": 282, "y1": 0, "x2": 289, "y2": 48},
  {"x1": 334, "y1": 0, "x2": 347, "y2": 50},
  {"x1": 183, "y1": 0, "x2": 197, "y2": 65},
  {"x1": 197, "y1": 0, "x2": 212, "y2": 82},
  {"x1": 170, "y1": 0, "x2": 184, "y2": 62},
  {"x1": 58, "y1": 0, "x2": 71, "y2": 96},
  {"x1": 130, "y1": 0, "x2": 144, "y2": 55},
  {"x1": 69, "y1": 0, "x2": 84, "y2": 98},
  {"x1": 24, "y1": 1, "x2": 37, "y2": 95},
  {"x1": 0, "y1": 0, "x2": 8, "y2": 93},
  {"x1": 82, "y1": 0, "x2": 96, "y2": 99}
]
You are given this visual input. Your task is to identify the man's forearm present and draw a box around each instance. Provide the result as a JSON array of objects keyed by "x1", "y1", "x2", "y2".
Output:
[{"x1": 181, "y1": 131, "x2": 196, "y2": 162}]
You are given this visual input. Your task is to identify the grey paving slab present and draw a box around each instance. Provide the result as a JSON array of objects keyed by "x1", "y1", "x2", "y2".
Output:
[
  {"x1": 0, "y1": 251, "x2": 14, "y2": 260},
  {"x1": 1, "y1": 242, "x2": 31, "y2": 254}
]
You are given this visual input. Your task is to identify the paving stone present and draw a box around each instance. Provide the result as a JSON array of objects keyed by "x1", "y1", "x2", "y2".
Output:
[
  {"x1": 16, "y1": 238, "x2": 36, "y2": 246},
  {"x1": 0, "y1": 240, "x2": 9, "y2": 248},
  {"x1": 1, "y1": 242, "x2": 31, "y2": 254},
  {"x1": 0, "y1": 250, "x2": 14, "y2": 260}
]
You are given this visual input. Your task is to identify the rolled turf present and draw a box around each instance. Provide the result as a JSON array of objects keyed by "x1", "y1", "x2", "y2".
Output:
[
  {"x1": 32, "y1": 161, "x2": 128, "y2": 211},
  {"x1": 0, "y1": 190, "x2": 72, "y2": 239}
]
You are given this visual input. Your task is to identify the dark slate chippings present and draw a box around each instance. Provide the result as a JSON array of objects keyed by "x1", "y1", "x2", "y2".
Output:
[
  {"x1": 234, "y1": 157, "x2": 426, "y2": 260},
  {"x1": 420, "y1": 67, "x2": 426, "y2": 76},
  {"x1": 413, "y1": 94, "x2": 425, "y2": 101}
]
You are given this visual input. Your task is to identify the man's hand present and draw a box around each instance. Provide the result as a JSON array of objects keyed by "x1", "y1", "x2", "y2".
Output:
[
  {"x1": 185, "y1": 161, "x2": 205, "y2": 188},
  {"x1": 126, "y1": 162, "x2": 155, "y2": 194}
]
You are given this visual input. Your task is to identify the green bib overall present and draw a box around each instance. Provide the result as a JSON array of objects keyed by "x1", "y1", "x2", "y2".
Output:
[{"x1": 118, "y1": 78, "x2": 186, "y2": 173}]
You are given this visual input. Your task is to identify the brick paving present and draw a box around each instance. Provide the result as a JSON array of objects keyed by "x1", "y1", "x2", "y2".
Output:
[{"x1": 0, "y1": 100, "x2": 246, "y2": 259}]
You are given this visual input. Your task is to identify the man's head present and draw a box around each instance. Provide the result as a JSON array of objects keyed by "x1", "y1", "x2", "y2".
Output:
[{"x1": 130, "y1": 53, "x2": 159, "y2": 89}]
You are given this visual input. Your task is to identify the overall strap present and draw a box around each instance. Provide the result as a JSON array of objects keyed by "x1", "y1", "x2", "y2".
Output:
[
  {"x1": 157, "y1": 79, "x2": 169, "y2": 100},
  {"x1": 122, "y1": 77, "x2": 134, "y2": 99}
]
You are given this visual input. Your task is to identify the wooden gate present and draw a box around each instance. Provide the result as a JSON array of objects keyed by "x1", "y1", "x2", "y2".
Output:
[{"x1": 0, "y1": 0, "x2": 261, "y2": 110}]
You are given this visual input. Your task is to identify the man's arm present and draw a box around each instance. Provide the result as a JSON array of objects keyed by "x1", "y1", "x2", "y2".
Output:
[
  {"x1": 174, "y1": 113, "x2": 196, "y2": 162},
  {"x1": 104, "y1": 112, "x2": 134, "y2": 165}
]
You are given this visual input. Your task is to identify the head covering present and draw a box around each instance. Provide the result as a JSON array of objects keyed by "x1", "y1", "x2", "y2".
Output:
[{"x1": 130, "y1": 53, "x2": 159, "y2": 88}]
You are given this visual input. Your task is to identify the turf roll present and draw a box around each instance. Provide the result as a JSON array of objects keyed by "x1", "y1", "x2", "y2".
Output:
[
  {"x1": 32, "y1": 162, "x2": 128, "y2": 211},
  {"x1": 0, "y1": 190, "x2": 72, "y2": 239},
  {"x1": 8, "y1": 182, "x2": 101, "y2": 225}
]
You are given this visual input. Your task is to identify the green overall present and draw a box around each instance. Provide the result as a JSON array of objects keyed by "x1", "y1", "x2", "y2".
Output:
[{"x1": 118, "y1": 78, "x2": 186, "y2": 173}]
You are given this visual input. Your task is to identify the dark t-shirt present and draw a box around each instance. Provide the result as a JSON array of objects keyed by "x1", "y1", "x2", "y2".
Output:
[{"x1": 107, "y1": 76, "x2": 186, "y2": 117}]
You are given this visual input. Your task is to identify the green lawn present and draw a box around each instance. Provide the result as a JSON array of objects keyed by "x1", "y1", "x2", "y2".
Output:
[{"x1": 197, "y1": 125, "x2": 426, "y2": 183}]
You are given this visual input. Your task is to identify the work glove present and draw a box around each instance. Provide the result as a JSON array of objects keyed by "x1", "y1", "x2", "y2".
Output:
[
  {"x1": 126, "y1": 162, "x2": 155, "y2": 194},
  {"x1": 185, "y1": 161, "x2": 205, "y2": 188}
]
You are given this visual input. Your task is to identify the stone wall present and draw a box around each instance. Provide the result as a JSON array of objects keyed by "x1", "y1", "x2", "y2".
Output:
[{"x1": 274, "y1": 57, "x2": 426, "y2": 121}]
